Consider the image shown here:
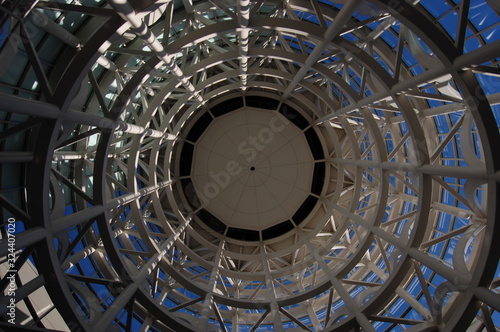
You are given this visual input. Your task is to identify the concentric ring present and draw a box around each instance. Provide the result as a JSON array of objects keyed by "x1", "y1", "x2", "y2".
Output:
[{"x1": 0, "y1": 1, "x2": 499, "y2": 332}]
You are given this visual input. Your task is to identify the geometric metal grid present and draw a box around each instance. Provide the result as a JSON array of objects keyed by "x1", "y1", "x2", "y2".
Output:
[{"x1": 0, "y1": 0, "x2": 499, "y2": 331}]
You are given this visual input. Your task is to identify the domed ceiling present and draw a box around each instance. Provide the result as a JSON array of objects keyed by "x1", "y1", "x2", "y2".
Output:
[{"x1": 0, "y1": 0, "x2": 499, "y2": 331}]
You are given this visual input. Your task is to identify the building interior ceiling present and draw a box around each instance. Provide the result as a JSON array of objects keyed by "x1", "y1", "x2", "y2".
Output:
[{"x1": 0, "y1": 0, "x2": 499, "y2": 331}]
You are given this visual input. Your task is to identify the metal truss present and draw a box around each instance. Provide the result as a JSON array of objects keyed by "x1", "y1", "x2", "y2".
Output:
[{"x1": 0, "y1": 0, "x2": 499, "y2": 331}]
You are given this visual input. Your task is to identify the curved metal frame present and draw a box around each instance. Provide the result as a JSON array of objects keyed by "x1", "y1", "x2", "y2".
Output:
[{"x1": 0, "y1": 0, "x2": 499, "y2": 331}]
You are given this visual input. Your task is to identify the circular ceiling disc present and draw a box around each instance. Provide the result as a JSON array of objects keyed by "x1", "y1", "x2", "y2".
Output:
[{"x1": 192, "y1": 108, "x2": 314, "y2": 230}]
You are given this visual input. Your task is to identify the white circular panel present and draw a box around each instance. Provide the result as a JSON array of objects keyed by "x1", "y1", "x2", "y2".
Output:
[{"x1": 192, "y1": 108, "x2": 314, "y2": 230}]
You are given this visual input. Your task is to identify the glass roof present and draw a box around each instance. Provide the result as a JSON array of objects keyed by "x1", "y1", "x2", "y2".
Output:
[{"x1": 0, "y1": 0, "x2": 499, "y2": 331}]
